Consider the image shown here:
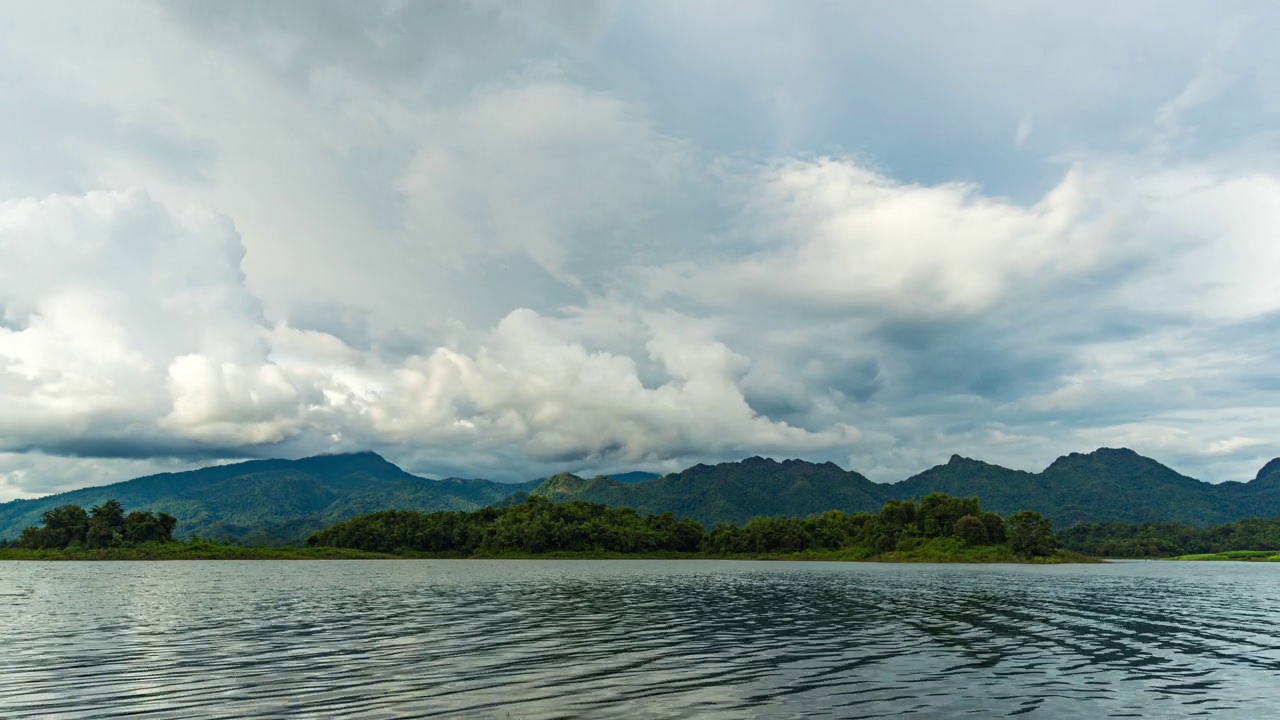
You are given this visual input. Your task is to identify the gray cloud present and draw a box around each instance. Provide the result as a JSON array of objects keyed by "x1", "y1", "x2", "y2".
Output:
[
  {"x1": 1, "y1": 1, "x2": 1280, "y2": 498},
  {"x1": 162, "y1": 0, "x2": 615, "y2": 88}
]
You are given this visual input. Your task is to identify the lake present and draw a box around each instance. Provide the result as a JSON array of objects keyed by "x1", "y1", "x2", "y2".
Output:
[{"x1": 2, "y1": 560, "x2": 1278, "y2": 718}]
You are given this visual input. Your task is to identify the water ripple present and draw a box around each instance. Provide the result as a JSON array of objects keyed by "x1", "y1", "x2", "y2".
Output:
[{"x1": 2, "y1": 560, "x2": 1279, "y2": 718}]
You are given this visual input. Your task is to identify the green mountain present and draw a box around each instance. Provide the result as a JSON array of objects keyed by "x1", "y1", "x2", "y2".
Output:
[
  {"x1": 607, "y1": 471, "x2": 662, "y2": 483},
  {"x1": 8, "y1": 447, "x2": 1280, "y2": 543},
  {"x1": 887, "y1": 448, "x2": 1233, "y2": 526},
  {"x1": 0, "y1": 452, "x2": 537, "y2": 544},
  {"x1": 887, "y1": 455, "x2": 1038, "y2": 516},
  {"x1": 526, "y1": 456, "x2": 888, "y2": 527},
  {"x1": 528, "y1": 448, "x2": 1280, "y2": 529}
]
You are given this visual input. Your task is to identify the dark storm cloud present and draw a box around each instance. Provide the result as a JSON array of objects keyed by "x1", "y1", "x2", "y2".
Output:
[
  {"x1": 4, "y1": 438, "x2": 261, "y2": 462},
  {"x1": 871, "y1": 314, "x2": 1078, "y2": 403}
]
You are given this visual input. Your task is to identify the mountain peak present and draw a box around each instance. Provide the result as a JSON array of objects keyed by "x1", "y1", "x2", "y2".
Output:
[
  {"x1": 1255, "y1": 458, "x2": 1280, "y2": 482},
  {"x1": 1092, "y1": 447, "x2": 1140, "y2": 457},
  {"x1": 1047, "y1": 447, "x2": 1145, "y2": 470},
  {"x1": 291, "y1": 450, "x2": 408, "y2": 477},
  {"x1": 302, "y1": 450, "x2": 392, "y2": 466},
  {"x1": 307, "y1": 450, "x2": 387, "y2": 461}
]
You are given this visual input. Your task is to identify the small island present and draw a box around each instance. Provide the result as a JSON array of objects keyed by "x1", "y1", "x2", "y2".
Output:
[{"x1": 0, "y1": 493, "x2": 1090, "y2": 562}]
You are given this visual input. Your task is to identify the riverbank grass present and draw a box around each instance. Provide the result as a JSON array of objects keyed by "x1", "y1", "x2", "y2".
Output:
[
  {"x1": 0, "y1": 541, "x2": 398, "y2": 560},
  {"x1": 0, "y1": 538, "x2": 1096, "y2": 563},
  {"x1": 1169, "y1": 550, "x2": 1280, "y2": 562}
]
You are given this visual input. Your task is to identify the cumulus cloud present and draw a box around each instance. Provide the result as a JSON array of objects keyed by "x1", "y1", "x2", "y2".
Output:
[
  {"x1": 324, "y1": 308, "x2": 859, "y2": 475},
  {"x1": 655, "y1": 158, "x2": 1107, "y2": 317},
  {"x1": 0, "y1": 189, "x2": 859, "y2": 487},
  {"x1": 0, "y1": 190, "x2": 312, "y2": 455},
  {"x1": 3, "y1": 0, "x2": 1280, "y2": 495}
]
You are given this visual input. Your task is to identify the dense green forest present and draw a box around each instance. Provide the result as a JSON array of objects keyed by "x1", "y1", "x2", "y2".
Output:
[
  {"x1": 0, "y1": 453, "x2": 540, "y2": 544},
  {"x1": 6, "y1": 448, "x2": 1280, "y2": 546},
  {"x1": 524, "y1": 449, "x2": 1280, "y2": 530},
  {"x1": 12, "y1": 500, "x2": 176, "y2": 549},
  {"x1": 1057, "y1": 516, "x2": 1280, "y2": 557},
  {"x1": 16, "y1": 493, "x2": 1280, "y2": 562},
  {"x1": 308, "y1": 492, "x2": 1065, "y2": 561},
  {"x1": 519, "y1": 457, "x2": 886, "y2": 528}
]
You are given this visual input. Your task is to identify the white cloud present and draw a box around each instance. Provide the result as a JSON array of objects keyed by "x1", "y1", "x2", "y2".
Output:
[
  {"x1": 293, "y1": 306, "x2": 861, "y2": 476},
  {"x1": 2, "y1": 1, "x2": 1280, "y2": 495},
  {"x1": 0, "y1": 189, "x2": 860, "y2": 484},
  {"x1": 657, "y1": 157, "x2": 1107, "y2": 317},
  {"x1": 0, "y1": 190, "x2": 294, "y2": 450},
  {"x1": 1204, "y1": 436, "x2": 1266, "y2": 456}
]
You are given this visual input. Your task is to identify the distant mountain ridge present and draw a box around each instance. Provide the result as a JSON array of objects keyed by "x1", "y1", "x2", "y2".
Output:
[
  {"x1": 520, "y1": 457, "x2": 885, "y2": 527},
  {"x1": 523, "y1": 448, "x2": 1280, "y2": 528},
  {"x1": 0, "y1": 452, "x2": 538, "y2": 544},
  {"x1": 4, "y1": 447, "x2": 1280, "y2": 542},
  {"x1": 606, "y1": 471, "x2": 662, "y2": 484}
]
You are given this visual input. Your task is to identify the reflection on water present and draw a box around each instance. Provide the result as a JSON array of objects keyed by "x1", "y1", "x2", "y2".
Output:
[{"x1": 2, "y1": 560, "x2": 1278, "y2": 718}]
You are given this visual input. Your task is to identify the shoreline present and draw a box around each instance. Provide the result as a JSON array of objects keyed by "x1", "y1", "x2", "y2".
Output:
[
  {"x1": 1167, "y1": 550, "x2": 1280, "y2": 562},
  {"x1": 0, "y1": 545, "x2": 1098, "y2": 563}
]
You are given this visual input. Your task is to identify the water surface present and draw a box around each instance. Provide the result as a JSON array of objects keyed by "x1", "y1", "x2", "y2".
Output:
[{"x1": 2, "y1": 560, "x2": 1278, "y2": 718}]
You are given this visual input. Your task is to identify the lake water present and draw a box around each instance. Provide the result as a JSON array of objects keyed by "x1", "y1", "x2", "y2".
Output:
[{"x1": 2, "y1": 560, "x2": 1278, "y2": 718}]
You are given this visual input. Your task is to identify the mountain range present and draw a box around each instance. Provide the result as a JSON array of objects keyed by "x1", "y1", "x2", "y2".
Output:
[
  {"x1": 0, "y1": 452, "x2": 539, "y2": 545},
  {"x1": 3, "y1": 447, "x2": 1279, "y2": 543}
]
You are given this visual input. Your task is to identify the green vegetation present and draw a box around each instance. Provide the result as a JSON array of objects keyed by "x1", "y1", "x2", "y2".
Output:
[
  {"x1": 522, "y1": 457, "x2": 887, "y2": 529},
  {"x1": 308, "y1": 496, "x2": 706, "y2": 555},
  {"x1": 16, "y1": 499, "x2": 177, "y2": 549},
  {"x1": 526, "y1": 448, "x2": 1280, "y2": 531},
  {"x1": 0, "y1": 453, "x2": 539, "y2": 545},
  {"x1": 1, "y1": 492, "x2": 1089, "y2": 562},
  {"x1": 0, "y1": 541, "x2": 396, "y2": 560},
  {"x1": 0, "y1": 500, "x2": 393, "y2": 559},
  {"x1": 1169, "y1": 550, "x2": 1280, "y2": 562},
  {"x1": 8, "y1": 447, "x2": 1280, "y2": 547},
  {"x1": 308, "y1": 492, "x2": 1077, "y2": 562},
  {"x1": 1058, "y1": 516, "x2": 1280, "y2": 557}
]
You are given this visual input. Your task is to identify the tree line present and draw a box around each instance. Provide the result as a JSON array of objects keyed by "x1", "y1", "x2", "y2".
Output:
[
  {"x1": 12, "y1": 500, "x2": 177, "y2": 549},
  {"x1": 307, "y1": 492, "x2": 1059, "y2": 558},
  {"x1": 1057, "y1": 516, "x2": 1280, "y2": 557}
]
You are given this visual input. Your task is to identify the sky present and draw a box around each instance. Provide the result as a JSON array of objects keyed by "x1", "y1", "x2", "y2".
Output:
[{"x1": 3, "y1": 1, "x2": 1280, "y2": 498}]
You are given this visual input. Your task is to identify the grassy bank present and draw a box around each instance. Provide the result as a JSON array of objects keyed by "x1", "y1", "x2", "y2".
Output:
[
  {"x1": 0, "y1": 539, "x2": 1096, "y2": 563},
  {"x1": 459, "y1": 548, "x2": 1094, "y2": 563},
  {"x1": 1168, "y1": 550, "x2": 1280, "y2": 562},
  {"x1": 0, "y1": 541, "x2": 398, "y2": 560}
]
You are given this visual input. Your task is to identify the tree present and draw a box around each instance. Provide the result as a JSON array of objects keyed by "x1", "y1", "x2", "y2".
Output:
[
  {"x1": 878, "y1": 499, "x2": 917, "y2": 527},
  {"x1": 123, "y1": 510, "x2": 178, "y2": 544},
  {"x1": 953, "y1": 515, "x2": 990, "y2": 546},
  {"x1": 14, "y1": 500, "x2": 176, "y2": 550},
  {"x1": 978, "y1": 512, "x2": 1007, "y2": 544},
  {"x1": 20, "y1": 505, "x2": 91, "y2": 549},
  {"x1": 86, "y1": 500, "x2": 126, "y2": 549},
  {"x1": 918, "y1": 493, "x2": 983, "y2": 537},
  {"x1": 1007, "y1": 510, "x2": 1056, "y2": 557}
]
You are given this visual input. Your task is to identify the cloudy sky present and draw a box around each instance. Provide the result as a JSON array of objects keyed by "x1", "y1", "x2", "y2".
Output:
[{"x1": 2, "y1": 1, "x2": 1280, "y2": 498}]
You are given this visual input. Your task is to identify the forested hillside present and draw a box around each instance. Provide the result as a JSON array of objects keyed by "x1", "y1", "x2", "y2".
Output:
[
  {"x1": 0, "y1": 453, "x2": 537, "y2": 543},
  {"x1": 6, "y1": 447, "x2": 1280, "y2": 544},
  {"x1": 523, "y1": 457, "x2": 888, "y2": 527},
  {"x1": 527, "y1": 449, "x2": 1280, "y2": 528},
  {"x1": 306, "y1": 492, "x2": 1065, "y2": 561},
  {"x1": 887, "y1": 448, "x2": 1248, "y2": 526}
]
